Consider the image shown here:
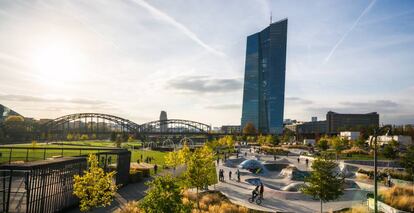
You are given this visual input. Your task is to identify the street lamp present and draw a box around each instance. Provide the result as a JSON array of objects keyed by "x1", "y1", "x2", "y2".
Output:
[{"x1": 369, "y1": 125, "x2": 392, "y2": 213}]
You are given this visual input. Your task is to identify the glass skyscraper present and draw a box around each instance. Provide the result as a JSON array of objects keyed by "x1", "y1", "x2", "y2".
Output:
[{"x1": 241, "y1": 19, "x2": 287, "y2": 134}]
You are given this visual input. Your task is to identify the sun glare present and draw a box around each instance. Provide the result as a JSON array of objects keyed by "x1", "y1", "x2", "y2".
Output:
[{"x1": 31, "y1": 41, "x2": 85, "y2": 86}]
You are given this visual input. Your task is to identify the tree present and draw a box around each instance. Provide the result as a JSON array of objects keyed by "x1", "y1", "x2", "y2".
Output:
[
  {"x1": 80, "y1": 134, "x2": 89, "y2": 141},
  {"x1": 282, "y1": 128, "x2": 295, "y2": 143},
  {"x1": 243, "y1": 122, "x2": 257, "y2": 135},
  {"x1": 165, "y1": 151, "x2": 181, "y2": 171},
  {"x1": 178, "y1": 144, "x2": 191, "y2": 165},
  {"x1": 257, "y1": 135, "x2": 266, "y2": 146},
  {"x1": 183, "y1": 145, "x2": 217, "y2": 209},
  {"x1": 383, "y1": 144, "x2": 397, "y2": 159},
  {"x1": 3, "y1": 115, "x2": 26, "y2": 141},
  {"x1": 330, "y1": 136, "x2": 346, "y2": 160},
  {"x1": 66, "y1": 133, "x2": 74, "y2": 141},
  {"x1": 301, "y1": 157, "x2": 344, "y2": 213},
  {"x1": 353, "y1": 139, "x2": 365, "y2": 148},
  {"x1": 316, "y1": 138, "x2": 329, "y2": 151},
  {"x1": 139, "y1": 175, "x2": 188, "y2": 213},
  {"x1": 73, "y1": 154, "x2": 117, "y2": 212},
  {"x1": 400, "y1": 145, "x2": 414, "y2": 176},
  {"x1": 110, "y1": 132, "x2": 117, "y2": 141},
  {"x1": 271, "y1": 135, "x2": 280, "y2": 146}
]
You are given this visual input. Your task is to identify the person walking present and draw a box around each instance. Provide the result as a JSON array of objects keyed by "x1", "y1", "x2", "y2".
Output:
[
  {"x1": 229, "y1": 170, "x2": 232, "y2": 180},
  {"x1": 305, "y1": 158, "x2": 309, "y2": 167},
  {"x1": 154, "y1": 164, "x2": 158, "y2": 174},
  {"x1": 259, "y1": 183, "x2": 264, "y2": 199},
  {"x1": 387, "y1": 173, "x2": 392, "y2": 187},
  {"x1": 297, "y1": 157, "x2": 300, "y2": 164},
  {"x1": 237, "y1": 169, "x2": 241, "y2": 182}
]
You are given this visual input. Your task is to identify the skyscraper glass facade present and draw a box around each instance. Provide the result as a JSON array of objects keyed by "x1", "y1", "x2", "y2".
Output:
[{"x1": 241, "y1": 19, "x2": 287, "y2": 134}]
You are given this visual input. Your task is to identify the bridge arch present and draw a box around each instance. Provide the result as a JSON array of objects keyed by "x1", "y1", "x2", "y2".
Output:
[
  {"x1": 42, "y1": 113, "x2": 140, "y2": 134},
  {"x1": 138, "y1": 119, "x2": 211, "y2": 134}
]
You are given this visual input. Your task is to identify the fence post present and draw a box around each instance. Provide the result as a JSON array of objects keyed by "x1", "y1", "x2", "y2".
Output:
[
  {"x1": 8, "y1": 148, "x2": 12, "y2": 163},
  {"x1": 43, "y1": 148, "x2": 46, "y2": 160}
]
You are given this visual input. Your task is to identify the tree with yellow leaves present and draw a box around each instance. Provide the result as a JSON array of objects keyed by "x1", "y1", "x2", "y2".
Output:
[{"x1": 73, "y1": 154, "x2": 117, "y2": 212}]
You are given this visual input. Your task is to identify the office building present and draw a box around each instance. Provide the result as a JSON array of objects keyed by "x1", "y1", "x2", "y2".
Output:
[
  {"x1": 160, "y1": 111, "x2": 168, "y2": 132},
  {"x1": 339, "y1": 131, "x2": 360, "y2": 141},
  {"x1": 221, "y1": 125, "x2": 241, "y2": 134},
  {"x1": 326, "y1": 111, "x2": 379, "y2": 134},
  {"x1": 241, "y1": 19, "x2": 288, "y2": 134}
]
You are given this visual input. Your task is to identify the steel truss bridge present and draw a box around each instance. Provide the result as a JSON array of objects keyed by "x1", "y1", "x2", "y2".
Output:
[{"x1": 42, "y1": 113, "x2": 212, "y2": 138}]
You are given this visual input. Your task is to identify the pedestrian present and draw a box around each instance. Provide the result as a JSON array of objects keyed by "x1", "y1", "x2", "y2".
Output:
[
  {"x1": 274, "y1": 155, "x2": 277, "y2": 160},
  {"x1": 259, "y1": 183, "x2": 264, "y2": 199},
  {"x1": 245, "y1": 152, "x2": 247, "y2": 157},
  {"x1": 297, "y1": 158, "x2": 300, "y2": 163},
  {"x1": 154, "y1": 164, "x2": 158, "y2": 174},
  {"x1": 229, "y1": 170, "x2": 232, "y2": 180},
  {"x1": 237, "y1": 169, "x2": 241, "y2": 182},
  {"x1": 387, "y1": 173, "x2": 392, "y2": 187},
  {"x1": 305, "y1": 158, "x2": 309, "y2": 167}
]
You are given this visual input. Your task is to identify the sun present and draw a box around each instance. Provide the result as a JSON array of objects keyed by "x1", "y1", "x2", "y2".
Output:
[{"x1": 31, "y1": 41, "x2": 85, "y2": 86}]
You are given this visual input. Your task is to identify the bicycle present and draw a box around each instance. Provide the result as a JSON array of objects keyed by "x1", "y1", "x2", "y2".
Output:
[{"x1": 248, "y1": 195, "x2": 262, "y2": 205}]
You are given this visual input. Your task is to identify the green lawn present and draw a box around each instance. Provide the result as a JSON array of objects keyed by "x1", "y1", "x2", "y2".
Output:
[{"x1": 0, "y1": 141, "x2": 166, "y2": 175}]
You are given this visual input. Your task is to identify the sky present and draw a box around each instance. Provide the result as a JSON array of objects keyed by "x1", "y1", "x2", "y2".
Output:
[{"x1": 0, "y1": 0, "x2": 413, "y2": 126}]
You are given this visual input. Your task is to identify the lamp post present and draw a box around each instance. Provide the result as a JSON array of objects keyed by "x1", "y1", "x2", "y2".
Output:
[{"x1": 369, "y1": 125, "x2": 392, "y2": 213}]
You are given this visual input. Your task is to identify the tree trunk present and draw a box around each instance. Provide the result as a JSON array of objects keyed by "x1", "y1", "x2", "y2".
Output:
[{"x1": 320, "y1": 199, "x2": 323, "y2": 213}]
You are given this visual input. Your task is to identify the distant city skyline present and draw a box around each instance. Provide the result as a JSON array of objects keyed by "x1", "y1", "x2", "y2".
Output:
[{"x1": 0, "y1": 0, "x2": 413, "y2": 126}]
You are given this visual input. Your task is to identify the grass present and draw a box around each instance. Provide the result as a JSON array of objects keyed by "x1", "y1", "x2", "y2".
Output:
[
  {"x1": 182, "y1": 190, "x2": 267, "y2": 213},
  {"x1": 379, "y1": 185, "x2": 414, "y2": 212}
]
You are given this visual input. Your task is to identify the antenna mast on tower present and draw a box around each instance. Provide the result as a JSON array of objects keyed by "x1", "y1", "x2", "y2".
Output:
[{"x1": 270, "y1": 11, "x2": 272, "y2": 24}]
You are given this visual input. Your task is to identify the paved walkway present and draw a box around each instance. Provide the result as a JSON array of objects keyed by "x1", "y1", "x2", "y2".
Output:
[{"x1": 216, "y1": 148, "x2": 369, "y2": 213}]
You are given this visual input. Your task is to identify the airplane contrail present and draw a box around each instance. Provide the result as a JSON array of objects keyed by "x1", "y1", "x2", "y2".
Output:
[
  {"x1": 324, "y1": 0, "x2": 376, "y2": 63},
  {"x1": 130, "y1": 0, "x2": 226, "y2": 57}
]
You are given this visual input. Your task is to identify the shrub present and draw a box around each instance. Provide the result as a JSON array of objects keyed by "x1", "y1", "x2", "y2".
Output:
[
  {"x1": 80, "y1": 134, "x2": 89, "y2": 141},
  {"x1": 379, "y1": 185, "x2": 414, "y2": 212},
  {"x1": 260, "y1": 146, "x2": 289, "y2": 155},
  {"x1": 357, "y1": 168, "x2": 412, "y2": 181},
  {"x1": 282, "y1": 144, "x2": 310, "y2": 150},
  {"x1": 116, "y1": 201, "x2": 141, "y2": 213},
  {"x1": 342, "y1": 204, "x2": 369, "y2": 213},
  {"x1": 342, "y1": 147, "x2": 369, "y2": 155}
]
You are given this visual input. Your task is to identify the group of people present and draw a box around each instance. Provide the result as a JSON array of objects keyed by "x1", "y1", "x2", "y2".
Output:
[
  {"x1": 218, "y1": 169, "x2": 241, "y2": 182},
  {"x1": 297, "y1": 157, "x2": 309, "y2": 167}
]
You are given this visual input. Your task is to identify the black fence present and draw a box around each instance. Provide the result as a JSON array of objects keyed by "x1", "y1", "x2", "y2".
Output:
[
  {"x1": 0, "y1": 146, "x2": 126, "y2": 164},
  {"x1": 0, "y1": 149, "x2": 131, "y2": 213},
  {"x1": 0, "y1": 157, "x2": 86, "y2": 213}
]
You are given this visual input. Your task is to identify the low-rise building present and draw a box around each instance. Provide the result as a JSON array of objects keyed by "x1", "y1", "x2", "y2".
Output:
[
  {"x1": 339, "y1": 131, "x2": 360, "y2": 141},
  {"x1": 303, "y1": 139, "x2": 316, "y2": 146},
  {"x1": 221, "y1": 125, "x2": 241, "y2": 134},
  {"x1": 369, "y1": 135, "x2": 413, "y2": 147}
]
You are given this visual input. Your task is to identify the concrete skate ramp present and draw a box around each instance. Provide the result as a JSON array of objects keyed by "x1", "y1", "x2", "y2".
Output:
[
  {"x1": 281, "y1": 182, "x2": 307, "y2": 192},
  {"x1": 279, "y1": 166, "x2": 310, "y2": 181},
  {"x1": 263, "y1": 163, "x2": 290, "y2": 172},
  {"x1": 224, "y1": 158, "x2": 246, "y2": 168}
]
